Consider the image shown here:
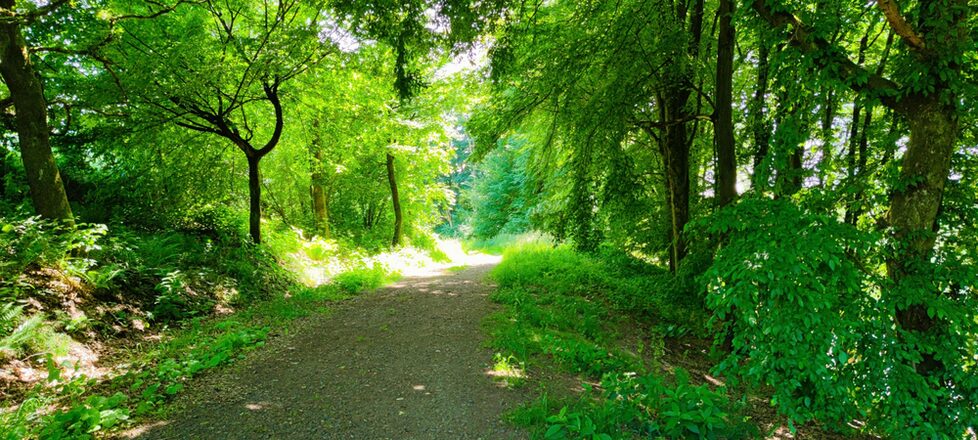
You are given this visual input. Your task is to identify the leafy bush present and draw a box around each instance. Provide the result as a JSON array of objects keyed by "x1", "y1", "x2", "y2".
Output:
[
  {"x1": 536, "y1": 370, "x2": 752, "y2": 439},
  {"x1": 333, "y1": 263, "x2": 399, "y2": 293},
  {"x1": 39, "y1": 393, "x2": 130, "y2": 440},
  {"x1": 698, "y1": 198, "x2": 978, "y2": 437},
  {"x1": 492, "y1": 241, "x2": 709, "y2": 331}
]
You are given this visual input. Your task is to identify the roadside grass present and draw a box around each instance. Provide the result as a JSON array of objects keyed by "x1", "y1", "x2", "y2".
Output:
[
  {"x1": 0, "y1": 215, "x2": 454, "y2": 439},
  {"x1": 0, "y1": 270, "x2": 388, "y2": 440},
  {"x1": 483, "y1": 240, "x2": 756, "y2": 439}
]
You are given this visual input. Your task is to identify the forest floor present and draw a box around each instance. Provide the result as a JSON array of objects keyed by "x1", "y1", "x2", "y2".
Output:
[{"x1": 118, "y1": 253, "x2": 530, "y2": 440}]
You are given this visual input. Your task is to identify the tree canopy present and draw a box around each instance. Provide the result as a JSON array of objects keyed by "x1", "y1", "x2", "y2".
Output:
[{"x1": 1, "y1": 0, "x2": 976, "y2": 437}]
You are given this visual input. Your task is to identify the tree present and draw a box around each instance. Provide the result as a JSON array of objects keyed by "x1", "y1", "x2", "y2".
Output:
[
  {"x1": 751, "y1": 0, "x2": 976, "y2": 430},
  {"x1": 714, "y1": 0, "x2": 736, "y2": 207},
  {"x1": 111, "y1": 0, "x2": 328, "y2": 243},
  {"x1": 0, "y1": 0, "x2": 73, "y2": 223}
]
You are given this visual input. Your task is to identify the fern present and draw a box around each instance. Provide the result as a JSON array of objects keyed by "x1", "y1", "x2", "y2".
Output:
[
  {"x1": 0, "y1": 302, "x2": 24, "y2": 334},
  {"x1": 0, "y1": 311, "x2": 44, "y2": 359}
]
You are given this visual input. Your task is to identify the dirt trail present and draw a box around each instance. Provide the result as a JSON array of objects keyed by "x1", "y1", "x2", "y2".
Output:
[{"x1": 127, "y1": 255, "x2": 528, "y2": 440}]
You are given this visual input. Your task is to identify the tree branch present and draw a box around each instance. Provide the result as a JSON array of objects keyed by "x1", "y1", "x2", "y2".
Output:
[
  {"x1": 0, "y1": 0, "x2": 68, "y2": 25},
  {"x1": 256, "y1": 78, "x2": 283, "y2": 157},
  {"x1": 751, "y1": 0, "x2": 907, "y2": 113},
  {"x1": 875, "y1": 0, "x2": 927, "y2": 53}
]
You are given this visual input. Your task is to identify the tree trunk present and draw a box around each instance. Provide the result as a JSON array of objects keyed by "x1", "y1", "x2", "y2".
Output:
[
  {"x1": 749, "y1": 43, "x2": 772, "y2": 190},
  {"x1": 844, "y1": 33, "x2": 871, "y2": 224},
  {"x1": 714, "y1": 0, "x2": 736, "y2": 208},
  {"x1": 773, "y1": 87, "x2": 807, "y2": 197},
  {"x1": 386, "y1": 152, "x2": 403, "y2": 247},
  {"x1": 888, "y1": 97, "x2": 957, "y2": 376},
  {"x1": 0, "y1": 6, "x2": 73, "y2": 224},
  {"x1": 310, "y1": 147, "x2": 330, "y2": 238},
  {"x1": 658, "y1": 92, "x2": 691, "y2": 273},
  {"x1": 816, "y1": 87, "x2": 835, "y2": 185},
  {"x1": 247, "y1": 155, "x2": 262, "y2": 244}
]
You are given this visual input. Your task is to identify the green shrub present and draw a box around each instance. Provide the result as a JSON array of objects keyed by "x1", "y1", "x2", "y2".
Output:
[
  {"x1": 333, "y1": 263, "x2": 399, "y2": 293},
  {"x1": 698, "y1": 198, "x2": 978, "y2": 437},
  {"x1": 536, "y1": 370, "x2": 753, "y2": 439}
]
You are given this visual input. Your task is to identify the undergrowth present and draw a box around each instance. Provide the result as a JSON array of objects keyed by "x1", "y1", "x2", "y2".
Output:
[
  {"x1": 485, "y1": 240, "x2": 753, "y2": 439},
  {"x1": 0, "y1": 213, "x2": 428, "y2": 439}
]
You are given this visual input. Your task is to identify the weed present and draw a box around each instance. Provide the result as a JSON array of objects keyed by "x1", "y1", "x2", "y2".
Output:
[
  {"x1": 333, "y1": 263, "x2": 399, "y2": 294},
  {"x1": 484, "y1": 242, "x2": 751, "y2": 438},
  {"x1": 489, "y1": 353, "x2": 527, "y2": 388}
]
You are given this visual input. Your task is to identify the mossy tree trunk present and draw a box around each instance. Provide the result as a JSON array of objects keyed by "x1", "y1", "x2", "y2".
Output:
[{"x1": 0, "y1": 0, "x2": 73, "y2": 225}]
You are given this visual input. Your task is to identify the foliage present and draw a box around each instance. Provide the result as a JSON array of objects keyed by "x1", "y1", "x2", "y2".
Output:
[
  {"x1": 699, "y1": 198, "x2": 978, "y2": 437},
  {"x1": 332, "y1": 263, "x2": 401, "y2": 294},
  {"x1": 488, "y1": 243, "x2": 751, "y2": 438},
  {"x1": 536, "y1": 371, "x2": 752, "y2": 440},
  {"x1": 466, "y1": 142, "x2": 535, "y2": 239}
]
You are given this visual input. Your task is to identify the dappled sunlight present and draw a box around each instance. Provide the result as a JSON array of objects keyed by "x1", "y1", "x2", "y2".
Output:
[
  {"x1": 485, "y1": 354, "x2": 526, "y2": 388},
  {"x1": 117, "y1": 420, "x2": 170, "y2": 439},
  {"x1": 245, "y1": 402, "x2": 271, "y2": 411},
  {"x1": 267, "y1": 227, "x2": 483, "y2": 287}
]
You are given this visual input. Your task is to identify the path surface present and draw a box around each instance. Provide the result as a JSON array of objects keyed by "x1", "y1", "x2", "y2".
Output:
[{"x1": 128, "y1": 255, "x2": 528, "y2": 439}]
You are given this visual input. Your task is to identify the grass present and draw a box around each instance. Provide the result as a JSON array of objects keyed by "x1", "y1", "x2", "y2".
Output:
[
  {"x1": 0, "y1": 214, "x2": 451, "y2": 439},
  {"x1": 0, "y1": 264, "x2": 396, "y2": 440},
  {"x1": 464, "y1": 231, "x2": 553, "y2": 255},
  {"x1": 483, "y1": 240, "x2": 754, "y2": 439}
]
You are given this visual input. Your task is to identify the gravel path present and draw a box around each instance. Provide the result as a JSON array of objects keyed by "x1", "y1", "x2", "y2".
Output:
[{"x1": 128, "y1": 256, "x2": 528, "y2": 439}]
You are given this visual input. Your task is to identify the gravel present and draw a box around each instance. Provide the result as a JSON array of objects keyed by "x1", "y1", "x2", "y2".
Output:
[{"x1": 128, "y1": 260, "x2": 528, "y2": 440}]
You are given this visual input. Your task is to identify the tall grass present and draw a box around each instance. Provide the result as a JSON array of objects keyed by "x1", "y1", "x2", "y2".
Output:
[{"x1": 484, "y1": 239, "x2": 751, "y2": 438}]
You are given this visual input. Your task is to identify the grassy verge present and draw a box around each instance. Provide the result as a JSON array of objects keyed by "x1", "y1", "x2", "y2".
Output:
[
  {"x1": 0, "y1": 215, "x2": 430, "y2": 439},
  {"x1": 483, "y1": 241, "x2": 756, "y2": 439}
]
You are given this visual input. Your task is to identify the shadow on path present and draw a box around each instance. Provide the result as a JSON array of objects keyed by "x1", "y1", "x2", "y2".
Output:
[{"x1": 124, "y1": 256, "x2": 527, "y2": 440}]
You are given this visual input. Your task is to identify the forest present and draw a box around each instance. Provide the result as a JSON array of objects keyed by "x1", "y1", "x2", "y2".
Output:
[{"x1": 0, "y1": 0, "x2": 976, "y2": 438}]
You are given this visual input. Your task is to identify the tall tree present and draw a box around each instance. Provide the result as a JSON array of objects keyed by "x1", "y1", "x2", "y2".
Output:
[
  {"x1": 656, "y1": 0, "x2": 704, "y2": 271},
  {"x1": 748, "y1": 42, "x2": 772, "y2": 190},
  {"x1": 111, "y1": 0, "x2": 327, "y2": 243},
  {"x1": 753, "y1": 0, "x2": 975, "y2": 427},
  {"x1": 0, "y1": 0, "x2": 73, "y2": 223},
  {"x1": 715, "y1": 0, "x2": 737, "y2": 207}
]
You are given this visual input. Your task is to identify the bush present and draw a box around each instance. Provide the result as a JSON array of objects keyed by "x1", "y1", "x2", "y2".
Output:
[
  {"x1": 333, "y1": 263, "x2": 399, "y2": 293},
  {"x1": 536, "y1": 370, "x2": 753, "y2": 439},
  {"x1": 698, "y1": 198, "x2": 978, "y2": 437}
]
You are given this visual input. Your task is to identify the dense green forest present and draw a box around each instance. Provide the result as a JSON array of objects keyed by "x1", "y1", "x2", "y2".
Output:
[{"x1": 1, "y1": 0, "x2": 976, "y2": 438}]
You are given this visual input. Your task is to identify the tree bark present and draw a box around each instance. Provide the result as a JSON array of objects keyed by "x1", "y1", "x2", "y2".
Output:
[
  {"x1": 714, "y1": 0, "x2": 736, "y2": 208},
  {"x1": 386, "y1": 152, "x2": 403, "y2": 247},
  {"x1": 247, "y1": 155, "x2": 262, "y2": 244},
  {"x1": 656, "y1": 91, "x2": 692, "y2": 273},
  {"x1": 310, "y1": 143, "x2": 330, "y2": 238},
  {"x1": 888, "y1": 97, "x2": 957, "y2": 376},
  {"x1": 0, "y1": 1, "x2": 73, "y2": 224}
]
